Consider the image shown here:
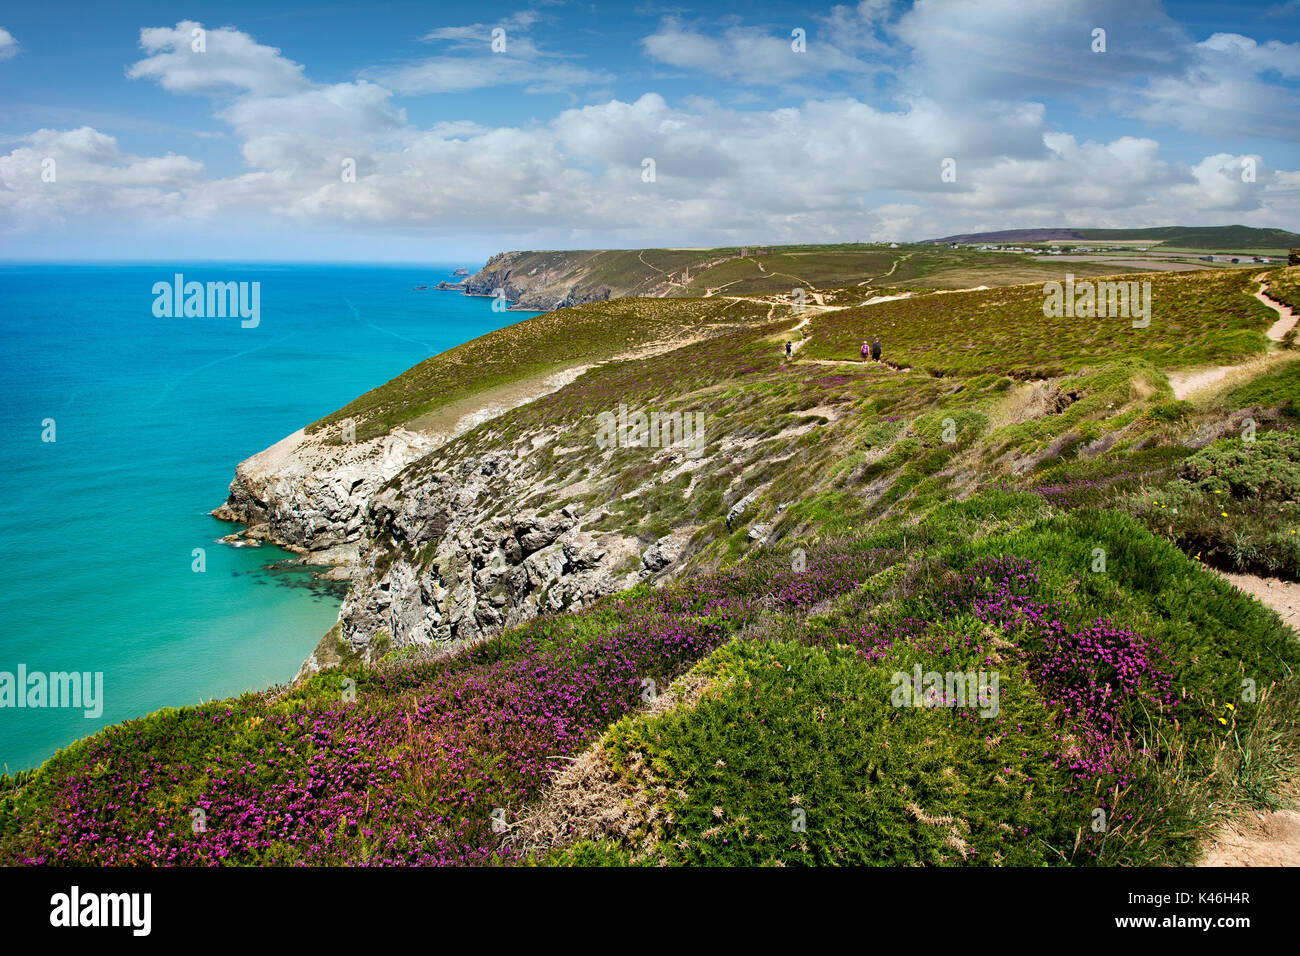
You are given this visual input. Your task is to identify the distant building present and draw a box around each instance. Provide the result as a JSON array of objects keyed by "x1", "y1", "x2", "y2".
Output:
[
  {"x1": 1290, "y1": 248, "x2": 1300, "y2": 266},
  {"x1": 889, "y1": 242, "x2": 900, "y2": 248}
]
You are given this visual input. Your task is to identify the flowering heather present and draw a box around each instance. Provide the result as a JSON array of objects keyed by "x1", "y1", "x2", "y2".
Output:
[
  {"x1": 816, "y1": 557, "x2": 1179, "y2": 785},
  {"x1": 4, "y1": 545, "x2": 889, "y2": 867}
]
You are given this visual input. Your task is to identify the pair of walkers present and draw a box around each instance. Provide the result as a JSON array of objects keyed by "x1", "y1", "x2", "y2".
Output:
[{"x1": 861, "y1": 338, "x2": 882, "y2": 362}]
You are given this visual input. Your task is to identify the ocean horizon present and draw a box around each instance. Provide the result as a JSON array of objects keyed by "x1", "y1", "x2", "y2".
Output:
[{"x1": 0, "y1": 261, "x2": 536, "y2": 772}]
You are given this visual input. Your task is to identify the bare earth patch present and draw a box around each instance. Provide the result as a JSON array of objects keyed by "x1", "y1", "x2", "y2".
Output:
[
  {"x1": 1200, "y1": 808, "x2": 1300, "y2": 866},
  {"x1": 1167, "y1": 365, "x2": 1243, "y2": 400},
  {"x1": 1214, "y1": 569, "x2": 1300, "y2": 632},
  {"x1": 504, "y1": 668, "x2": 717, "y2": 861}
]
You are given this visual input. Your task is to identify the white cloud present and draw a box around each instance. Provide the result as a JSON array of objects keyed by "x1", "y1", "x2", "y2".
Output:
[
  {"x1": 372, "y1": 57, "x2": 606, "y2": 95},
  {"x1": 367, "y1": 10, "x2": 609, "y2": 95},
  {"x1": 887, "y1": 1, "x2": 1300, "y2": 142},
  {"x1": 126, "y1": 21, "x2": 310, "y2": 96},
  {"x1": 218, "y1": 81, "x2": 406, "y2": 173},
  {"x1": 3, "y1": 10, "x2": 1298, "y2": 252},
  {"x1": 1127, "y1": 33, "x2": 1300, "y2": 139},
  {"x1": 0, "y1": 127, "x2": 203, "y2": 229},
  {"x1": 0, "y1": 27, "x2": 18, "y2": 61},
  {"x1": 641, "y1": 16, "x2": 884, "y2": 86}
]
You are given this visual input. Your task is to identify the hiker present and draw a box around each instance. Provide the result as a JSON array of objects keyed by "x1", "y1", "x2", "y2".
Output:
[
  {"x1": 785, "y1": 340, "x2": 792, "y2": 360},
  {"x1": 861, "y1": 340, "x2": 871, "y2": 362},
  {"x1": 871, "y1": 337, "x2": 882, "y2": 362}
]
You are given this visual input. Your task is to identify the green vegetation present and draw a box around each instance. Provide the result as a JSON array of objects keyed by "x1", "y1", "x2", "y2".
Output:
[
  {"x1": 1075, "y1": 225, "x2": 1300, "y2": 251},
  {"x1": 1127, "y1": 432, "x2": 1300, "y2": 579},
  {"x1": 1264, "y1": 265, "x2": 1300, "y2": 315},
  {"x1": 312, "y1": 296, "x2": 770, "y2": 441},
  {"x1": 805, "y1": 269, "x2": 1274, "y2": 378},
  {"x1": 1223, "y1": 354, "x2": 1300, "y2": 417},
  {"x1": 5, "y1": 261, "x2": 1299, "y2": 868},
  {"x1": 551, "y1": 507, "x2": 1298, "y2": 866}
]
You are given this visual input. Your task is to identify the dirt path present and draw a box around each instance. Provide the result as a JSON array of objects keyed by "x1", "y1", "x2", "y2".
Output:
[
  {"x1": 722, "y1": 294, "x2": 843, "y2": 316},
  {"x1": 857, "y1": 252, "x2": 914, "y2": 286},
  {"x1": 1201, "y1": 809, "x2": 1300, "y2": 866},
  {"x1": 1254, "y1": 273, "x2": 1298, "y2": 341},
  {"x1": 860, "y1": 291, "x2": 916, "y2": 306},
  {"x1": 1167, "y1": 276, "x2": 1296, "y2": 400},
  {"x1": 702, "y1": 278, "x2": 746, "y2": 296},
  {"x1": 788, "y1": 314, "x2": 813, "y2": 355},
  {"x1": 1167, "y1": 365, "x2": 1241, "y2": 399},
  {"x1": 1215, "y1": 569, "x2": 1300, "y2": 632},
  {"x1": 637, "y1": 250, "x2": 666, "y2": 274},
  {"x1": 405, "y1": 324, "x2": 734, "y2": 439},
  {"x1": 1198, "y1": 567, "x2": 1300, "y2": 866}
]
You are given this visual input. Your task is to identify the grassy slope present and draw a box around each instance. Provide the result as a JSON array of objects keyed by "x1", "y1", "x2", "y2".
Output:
[
  {"x1": 314, "y1": 247, "x2": 1187, "y2": 443},
  {"x1": 805, "y1": 268, "x2": 1274, "y2": 378},
  {"x1": 552, "y1": 509, "x2": 1298, "y2": 866},
  {"x1": 3, "y1": 266, "x2": 1299, "y2": 866},
  {"x1": 310, "y1": 296, "x2": 771, "y2": 442}
]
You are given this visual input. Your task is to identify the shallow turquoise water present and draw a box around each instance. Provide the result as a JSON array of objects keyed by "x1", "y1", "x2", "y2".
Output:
[{"x1": 0, "y1": 262, "x2": 532, "y2": 771}]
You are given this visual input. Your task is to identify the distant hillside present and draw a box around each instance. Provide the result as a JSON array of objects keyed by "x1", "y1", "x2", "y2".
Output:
[
  {"x1": 927, "y1": 224, "x2": 1300, "y2": 250},
  {"x1": 457, "y1": 243, "x2": 1145, "y2": 311},
  {"x1": 458, "y1": 245, "x2": 889, "y2": 310},
  {"x1": 1076, "y1": 225, "x2": 1300, "y2": 249},
  {"x1": 926, "y1": 228, "x2": 1087, "y2": 244}
]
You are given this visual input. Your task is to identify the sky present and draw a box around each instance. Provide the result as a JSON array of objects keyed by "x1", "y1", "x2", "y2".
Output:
[{"x1": 0, "y1": 0, "x2": 1297, "y2": 262}]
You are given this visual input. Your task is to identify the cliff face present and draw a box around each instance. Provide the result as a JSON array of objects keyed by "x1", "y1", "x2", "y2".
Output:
[
  {"x1": 217, "y1": 392, "x2": 686, "y2": 681},
  {"x1": 318, "y1": 442, "x2": 688, "y2": 676},
  {"x1": 215, "y1": 293, "x2": 784, "y2": 680},
  {"x1": 213, "y1": 424, "x2": 442, "y2": 565},
  {"x1": 462, "y1": 250, "x2": 622, "y2": 311}
]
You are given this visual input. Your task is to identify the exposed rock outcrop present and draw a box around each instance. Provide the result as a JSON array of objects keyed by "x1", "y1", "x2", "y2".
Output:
[
  {"x1": 213, "y1": 423, "x2": 441, "y2": 564},
  {"x1": 463, "y1": 251, "x2": 619, "y2": 311},
  {"x1": 325, "y1": 439, "x2": 688, "y2": 668}
]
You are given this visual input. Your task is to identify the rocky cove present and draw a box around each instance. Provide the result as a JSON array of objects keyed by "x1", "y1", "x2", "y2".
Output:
[
  {"x1": 212, "y1": 371, "x2": 696, "y2": 683},
  {"x1": 210, "y1": 273, "x2": 798, "y2": 683},
  {"x1": 215, "y1": 431, "x2": 695, "y2": 682}
]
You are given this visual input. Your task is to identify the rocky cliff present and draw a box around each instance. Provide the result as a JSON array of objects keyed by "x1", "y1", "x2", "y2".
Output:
[
  {"x1": 322, "y1": 444, "x2": 689, "y2": 675},
  {"x1": 463, "y1": 250, "x2": 624, "y2": 311},
  {"x1": 215, "y1": 293, "x2": 785, "y2": 679},
  {"x1": 213, "y1": 423, "x2": 442, "y2": 567}
]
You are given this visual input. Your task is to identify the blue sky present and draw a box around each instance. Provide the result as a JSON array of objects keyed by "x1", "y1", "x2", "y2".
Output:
[{"x1": 1, "y1": 0, "x2": 1297, "y2": 261}]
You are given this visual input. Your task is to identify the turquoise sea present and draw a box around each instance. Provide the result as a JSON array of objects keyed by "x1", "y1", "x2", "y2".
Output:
[{"x1": 0, "y1": 262, "x2": 533, "y2": 772}]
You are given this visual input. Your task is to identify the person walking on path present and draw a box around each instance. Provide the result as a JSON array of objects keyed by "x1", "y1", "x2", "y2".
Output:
[
  {"x1": 786, "y1": 340, "x2": 793, "y2": 360},
  {"x1": 871, "y1": 337, "x2": 882, "y2": 362},
  {"x1": 861, "y1": 339, "x2": 871, "y2": 362}
]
